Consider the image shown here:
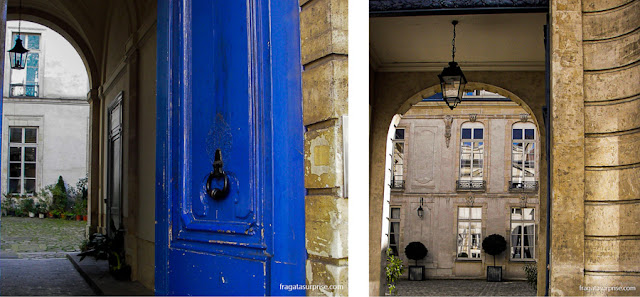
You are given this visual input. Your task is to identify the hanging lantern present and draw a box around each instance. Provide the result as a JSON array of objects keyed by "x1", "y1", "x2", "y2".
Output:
[
  {"x1": 438, "y1": 20, "x2": 467, "y2": 110},
  {"x1": 8, "y1": 0, "x2": 29, "y2": 70},
  {"x1": 9, "y1": 36, "x2": 29, "y2": 70}
]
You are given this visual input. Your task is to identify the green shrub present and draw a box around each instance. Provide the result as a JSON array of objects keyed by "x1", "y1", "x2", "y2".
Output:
[
  {"x1": 523, "y1": 263, "x2": 537, "y2": 290},
  {"x1": 52, "y1": 176, "x2": 68, "y2": 213},
  {"x1": 20, "y1": 198, "x2": 35, "y2": 214},
  {"x1": 386, "y1": 248, "x2": 404, "y2": 296}
]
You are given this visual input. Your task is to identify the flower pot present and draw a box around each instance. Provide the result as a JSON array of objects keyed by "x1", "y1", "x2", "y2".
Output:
[
  {"x1": 76, "y1": 215, "x2": 82, "y2": 221},
  {"x1": 38, "y1": 213, "x2": 45, "y2": 219},
  {"x1": 48, "y1": 212, "x2": 54, "y2": 218},
  {"x1": 487, "y1": 266, "x2": 502, "y2": 282},
  {"x1": 28, "y1": 212, "x2": 35, "y2": 218},
  {"x1": 61, "y1": 214, "x2": 66, "y2": 220},
  {"x1": 83, "y1": 215, "x2": 87, "y2": 221},
  {"x1": 408, "y1": 265, "x2": 425, "y2": 281}
]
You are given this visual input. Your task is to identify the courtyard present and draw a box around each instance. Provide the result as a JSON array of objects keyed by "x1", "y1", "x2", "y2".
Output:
[
  {"x1": 0, "y1": 216, "x2": 86, "y2": 258},
  {"x1": 394, "y1": 279, "x2": 536, "y2": 296}
]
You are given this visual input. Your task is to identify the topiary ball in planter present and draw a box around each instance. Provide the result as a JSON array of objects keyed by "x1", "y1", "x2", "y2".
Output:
[
  {"x1": 405, "y1": 241, "x2": 428, "y2": 281},
  {"x1": 482, "y1": 234, "x2": 507, "y2": 282}
]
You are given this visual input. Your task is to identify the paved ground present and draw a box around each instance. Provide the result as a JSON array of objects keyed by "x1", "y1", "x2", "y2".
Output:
[
  {"x1": 393, "y1": 279, "x2": 536, "y2": 296},
  {"x1": 0, "y1": 258, "x2": 95, "y2": 296},
  {"x1": 1, "y1": 217, "x2": 86, "y2": 258}
]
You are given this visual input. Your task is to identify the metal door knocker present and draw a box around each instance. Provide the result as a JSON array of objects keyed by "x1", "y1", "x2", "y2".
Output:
[{"x1": 206, "y1": 149, "x2": 230, "y2": 200}]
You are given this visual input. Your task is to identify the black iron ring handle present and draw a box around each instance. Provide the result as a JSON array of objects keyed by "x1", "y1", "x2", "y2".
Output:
[{"x1": 206, "y1": 171, "x2": 230, "y2": 200}]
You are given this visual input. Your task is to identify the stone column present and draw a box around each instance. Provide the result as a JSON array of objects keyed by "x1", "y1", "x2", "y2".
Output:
[
  {"x1": 581, "y1": 0, "x2": 640, "y2": 294},
  {"x1": 549, "y1": 0, "x2": 586, "y2": 295},
  {"x1": 299, "y1": 0, "x2": 348, "y2": 295},
  {"x1": 87, "y1": 88, "x2": 100, "y2": 235}
]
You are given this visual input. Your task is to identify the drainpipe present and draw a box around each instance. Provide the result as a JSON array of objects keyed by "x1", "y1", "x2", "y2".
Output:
[{"x1": 543, "y1": 16, "x2": 552, "y2": 296}]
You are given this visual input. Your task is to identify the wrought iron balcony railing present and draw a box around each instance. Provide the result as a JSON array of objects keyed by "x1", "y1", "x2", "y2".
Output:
[
  {"x1": 456, "y1": 180, "x2": 486, "y2": 191},
  {"x1": 10, "y1": 84, "x2": 39, "y2": 97},
  {"x1": 509, "y1": 181, "x2": 539, "y2": 192},
  {"x1": 390, "y1": 179, "x2": 405, "y2": 189}
]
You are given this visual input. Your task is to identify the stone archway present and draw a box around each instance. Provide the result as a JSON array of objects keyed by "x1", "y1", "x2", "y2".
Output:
[
  {"x1": 370, "y1": 73, "x2": 548, "y2": 295},
  {"x1": 5, "y1": 5, "x2": 102, "y2": 236}
]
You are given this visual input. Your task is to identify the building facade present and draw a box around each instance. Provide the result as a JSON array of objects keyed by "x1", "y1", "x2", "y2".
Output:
[
  {"x1": 386, "y1": 93, "x2": 540, "y2": 280},
  {"x1": 1, "y1": 20, "x2": 89, "y2": 196}
]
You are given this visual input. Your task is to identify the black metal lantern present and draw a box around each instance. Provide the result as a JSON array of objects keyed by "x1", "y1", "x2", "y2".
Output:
[
  {"x1": 8, "y1": 0, "x2": 29, "y2": 70},
  {"x1": 438, "y1": 20, "x2": 467, "y2": 110},
  {"x1": 417, "y1": 197, "x2": 424, "y2": 219},
  {"x1": 9, "y1": 37, "x2": 28, "y2": 70}
]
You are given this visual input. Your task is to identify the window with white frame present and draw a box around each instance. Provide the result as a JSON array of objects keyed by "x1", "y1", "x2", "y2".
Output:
[
  {"x1": 8, "y1": 127, "x2": 38, "y2": 194},
  {"x1": 511, "y1": 123, "x2": 536, "y2": 190},
  {"x1": 458, "y1": 123, "x2": 485, "y2": 190},
  {"x1": 10, "y1": 33, "x2": 41, "y2": 97},
  {"x1": 457, "y1": 207, "x2": 482, "y2": 259},
  {"x1": 510, "y1": 207, "x2": 535, "y2": 260},
  {"x1": 388, "y1": 206, "x2": 401, "y2": 256},
  {"x1": 391, "y1": 129, "x2": 404, "y2": 189}
]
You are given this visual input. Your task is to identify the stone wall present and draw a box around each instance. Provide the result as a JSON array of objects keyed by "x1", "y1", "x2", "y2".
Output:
[
  {"x1": 550, "y1": 0, "x2": 640, "y2": 295},
  {"x1": 299, "y1": 0, "x2": 348, "y2": 295}
]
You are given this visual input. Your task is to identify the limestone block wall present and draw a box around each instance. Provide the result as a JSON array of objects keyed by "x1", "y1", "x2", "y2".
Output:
[
  {"x1": 581, "y1": 0, "x2": 640, "y2": 295},
  {"x1": 550, "y1": 0, "x2": 640, "y2": 295},
  {"x1": 299, "y1": 0, "x2": 348, "y2": 295}
]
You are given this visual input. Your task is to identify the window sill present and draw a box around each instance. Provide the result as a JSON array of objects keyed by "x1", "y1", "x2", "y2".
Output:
[
  {"x1": 509, "y1": 258, "x2": 536, "y2": 262},
  {"x1": 455, "y1": 258, "x2": 482, "y2": 262}
]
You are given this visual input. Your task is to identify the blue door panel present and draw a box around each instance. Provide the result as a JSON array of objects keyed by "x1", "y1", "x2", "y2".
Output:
[
  {"x1": 168, "y1": 250, "x2": 266, "y2": 296},
  {"x1": 156, "y1": 0, "x2": 305, "y2": 295}
]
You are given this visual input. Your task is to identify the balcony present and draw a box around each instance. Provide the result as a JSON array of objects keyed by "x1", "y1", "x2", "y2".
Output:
[
  {"x1": 456, "y1": 180, "x2": 486, "y2": 192},
  {"x1": 390, "y1": 179, "x2": 405, "y2": 190},
  {"x1": 10, "y1": 84, "x2": 39, "y2": 97},
  {"x1": 509, "y1": 181, "x2": 538, "y2": 192}
]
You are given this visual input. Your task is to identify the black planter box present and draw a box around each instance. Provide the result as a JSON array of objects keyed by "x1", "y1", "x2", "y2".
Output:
[
  {"x1": 408, "y1": 266, "x2": 424, "y2": 281},
  {"x1": 487, "y1": 266, "x2": 502, "y2": 282}
]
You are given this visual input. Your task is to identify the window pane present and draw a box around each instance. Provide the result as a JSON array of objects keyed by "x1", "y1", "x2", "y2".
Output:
[
  {"x1": 473, "y1": 128, "x2": 483, "y2": 140},
  {"x1": 470, "y1": 222, "x2": 481, "y2": 234},
  {"x1": 10, "y1": 147, "x2": 21, "y2": 161},
  {"x1": 471, "y1": 208, "x2": 482, "y2": 219},
  {"x1": 9, "y1": 179, "x2": 20, "y2": 194},
  {"x1": 27, "y1": 34, "x2": 40, "y2": 50},
  {"x1": 394, "y1": 129, "x2": 404, "y2": 140},
  {"x1": 523, "y1": 246, "x2": 534, "y2": 259},
  {"x1": 9, "y1": 163, "x2": 21, "y2": 177},
  {"x1": 24, "y1": 129, "x2": 37, "y2": 143},
  {"x1": 10, "y1": 128, "x2": 22, "y2": 143},
  {"x1": 513, "y1": 129, "x2": 523, "y2": 140},
  {"x1": 458, "y1": 207, "x2": 469, "y2": 219},
  {"x1": 462, "y1": 128, "x2": 471, "y2": 139},
  {"x1": 391, "y1": 208, "x2": 400, "y2": 219},
  {"x1": 26, "y1": 52, "x2": 39, "y2": 68},
  {"x1": 525, "y1": 129, "x2": 535, "y2": 139},
  {"x1": 24, "y1": 147, "x2": 36, "y2": 161},
  {"x1": 24, "y1": 163, "x2": 36, "y2": 178},
  {"x1": 511, "y1": 208, "x2": 523, "y2": 220},
  {"x1": 24, "y1": 179, "x2": 36, "y2": 193},
  {"x1": 524, "y1": 208, "x2": 535, "y2": 220}
]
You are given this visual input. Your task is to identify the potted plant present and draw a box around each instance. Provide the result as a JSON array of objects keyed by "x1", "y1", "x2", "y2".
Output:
[
  {"x1": 404, "y1": 242, "x2": 428, "y2": 281},
  {"x1": 79, "y1": 231, "x2": 132, "y2": 281},
  {"x1": 22, "y1": 198, "x2": 36, "y2": 217},
  {"x1": 482, "y1": 234, "x2": 507, "y2": 282},
  {"x1": 1, "y1": 195, "x2": 16, "y2": 216},
  {"x1": 385, "y1": 248, "x2": 404, "y2": 295}
]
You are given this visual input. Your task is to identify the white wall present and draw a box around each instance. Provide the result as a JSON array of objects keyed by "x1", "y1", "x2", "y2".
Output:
[{"x1": 1, "y1": 99, "x2": 89, "y2": 192}]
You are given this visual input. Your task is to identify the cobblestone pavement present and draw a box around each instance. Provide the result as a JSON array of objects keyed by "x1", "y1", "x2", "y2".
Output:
[
  {"x1": 1, "y1": 217, "x2": 86, "y2": 258},
  {"x1": 394, "y1": 279, "x2": 536, "y2": 296},
  {"x1": 0, "y1": 258, "x2": 95, "y2": 296}
]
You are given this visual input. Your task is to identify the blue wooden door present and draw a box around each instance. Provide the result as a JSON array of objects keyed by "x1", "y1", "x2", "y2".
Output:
[{"x1": 155, "y1": 0, "x2": 305, "y2": 295}]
